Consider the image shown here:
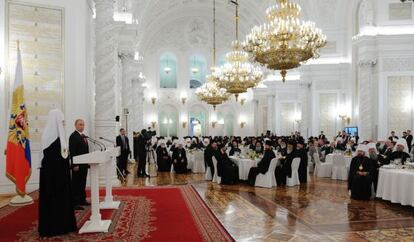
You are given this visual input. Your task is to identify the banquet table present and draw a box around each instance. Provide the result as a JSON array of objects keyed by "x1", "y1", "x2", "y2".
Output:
[
  {"x1": 376, "y1": 167, "x2": 414, "y2": 207},
  {"x1": 229, "y1": 156, "x2": 258, "y2": 180},
  {"x1": 325, "y1": 153, "x2": 352, "y2": 167}
]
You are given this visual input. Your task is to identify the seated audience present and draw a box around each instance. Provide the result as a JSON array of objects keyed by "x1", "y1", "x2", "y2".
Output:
[{"x1": 247, "y1": 140, "x2": 276, "y2": 186}]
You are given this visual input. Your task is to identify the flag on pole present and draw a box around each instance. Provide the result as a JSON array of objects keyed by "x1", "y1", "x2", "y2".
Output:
[{"x1": 6, "y1": 42, "x2": 31, "y2": 196}]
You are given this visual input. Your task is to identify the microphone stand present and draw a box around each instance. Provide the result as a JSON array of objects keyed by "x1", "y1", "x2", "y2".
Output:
[
  {"x1": 98, "y1": 137, "x2": 126, "y2": 183},
  {"x1": 86, "y1": 137, "x2": 105, "y2": 151}
]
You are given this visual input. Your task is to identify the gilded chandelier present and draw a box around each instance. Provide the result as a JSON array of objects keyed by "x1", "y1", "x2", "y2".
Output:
[
  {"x1": 195, "y1": 0, "x2": 230, "y2": 110},
  {"x1": 217, "y1": 1, "x2": 263, "y2": 101},
  {"x1": 243, "y1": 0, "x2": 327, "y2": 82}
]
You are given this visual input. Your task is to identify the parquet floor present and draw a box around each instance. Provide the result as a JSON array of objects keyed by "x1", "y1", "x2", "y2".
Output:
[{"x1": 1, "y1": 162, "x2": 413, "y2": 241}]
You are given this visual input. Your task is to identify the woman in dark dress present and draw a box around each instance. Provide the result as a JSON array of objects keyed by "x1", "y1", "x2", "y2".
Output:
[
  {"x1": 172, "y1": 142, "x2": 188, "y2": 173},
  {"x1": 38, "y1": 109, "x2": 77, "y2": 237},
  {"x1": 217, "y1": 145, "x2": 239, "y2": 184},
  {"x1": 156, "y1": 140, "x2": 172, "y2": 172},
  {"x1": 348, "y1": 144, "x2": 374, "y2": 200}
]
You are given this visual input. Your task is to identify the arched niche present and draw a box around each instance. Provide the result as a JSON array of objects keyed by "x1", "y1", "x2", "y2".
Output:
[
  {"x1": 160, "y1": 52, "x2": 177, "y2": 89},
  {"x1": 188, "y1": 54, "x2": 207, "y2": 89},
  {"x1": 158, "y1": 104, "x2": 178, "y2": 137},
  {"x1": 216, "y1": 105, "x2": 235, "y2": 137},
  {"x1": 188, "y1": 104, "x2": 208, "y2": 136}
]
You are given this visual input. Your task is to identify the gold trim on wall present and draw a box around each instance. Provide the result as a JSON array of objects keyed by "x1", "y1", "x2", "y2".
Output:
[{"x1": 6, "y1": 1, "x2": 65, "y2": 149}]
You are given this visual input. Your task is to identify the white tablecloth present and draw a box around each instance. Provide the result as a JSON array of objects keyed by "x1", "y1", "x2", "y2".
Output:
[
  {"x1": 230, "y1": 156, "x2": 258, "y2": 180},
  {"x1": 376, "y1": 168, "x2": 414, "y2": 207},
  {"x1": 326, "y1": 154, "x2": 352, "y2": 167}
]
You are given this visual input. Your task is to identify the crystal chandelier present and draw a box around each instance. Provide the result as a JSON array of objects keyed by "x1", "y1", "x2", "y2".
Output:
[
  {"x1": 243, "y1": 0, "x2": 327, "y2": 82},
  {"x1": 196, "y1": 0, "x2": 230, "y2": 110},
  {"x1": 217, "y1": 0, "x2": 263, "y2": 101}
]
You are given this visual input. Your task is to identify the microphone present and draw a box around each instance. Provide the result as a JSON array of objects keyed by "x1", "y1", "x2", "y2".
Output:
[
  {"x1": 99, "y1": 137, "x2": 117, "y2": 147},
  {"x1": 86, "y1": 136, "x2": 107, "y2": 151}
]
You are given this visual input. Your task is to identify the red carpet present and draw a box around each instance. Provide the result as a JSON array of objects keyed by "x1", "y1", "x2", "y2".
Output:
[{"x1": 0, "y1": 185, "x2": 234, "y2": 242}]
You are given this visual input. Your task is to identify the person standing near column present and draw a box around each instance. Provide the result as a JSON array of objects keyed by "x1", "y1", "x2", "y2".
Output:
[
  {"x1": 116, "y1": 128, "x2": 131, "y2": 176},
  {"x1": 69, "y1": 119, "x2": 90, "y2": 210}
]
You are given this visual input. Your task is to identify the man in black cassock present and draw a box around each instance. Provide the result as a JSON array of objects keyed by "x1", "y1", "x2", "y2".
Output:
[
  {"x1": 389, "y1": 139, "x2": 411, "y2": 165},
  {"x1": 172, "y1": 142, "x2": 188, "y2": 173},
  {"x1": 156, "y1": 139, "x2": 172, "y2": 172},
  {"x1": 297, "y1": 140, "x2": 308, "y2": 183},
  {"x1": 204, "y1": 140, "x2": 218, "y2": 178},
  {"x1": 276, "y1": 139, "x2": 297, "y2": 186},
  {"x1": 367, "y1": 143, "x2": 388, "y2": 193},
  {"x1": 348, "y1": 145, "x2": 374, "y2": 200},
  {"x1": 69, "y1": 119, "x2": 90, "y2": 210},
  {"x1": 116, "y1": 128, "x2": 131, "y2": 177},
  {"x1": 216, "y1": 144, "x2": 239, "y2": 184},
  {"x1": 39, "y1": 109, "x2": 77, "y2": 237},
  {"x1": 247, "y1": 140, "x2": 276, "y2": 186}
]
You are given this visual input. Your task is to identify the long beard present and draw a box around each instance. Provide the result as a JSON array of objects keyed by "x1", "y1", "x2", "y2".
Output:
[
  {"x1": 369, "y1": 153, "x2": 378, "y2": 160},
  {"x1": 287, "y1": 149, "x2": 293, "y2": 154}
]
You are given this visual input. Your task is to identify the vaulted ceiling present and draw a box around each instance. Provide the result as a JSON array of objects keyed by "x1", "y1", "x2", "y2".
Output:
[{"x1": 115, "y1": 0, "x2": 356, "y2": 57}]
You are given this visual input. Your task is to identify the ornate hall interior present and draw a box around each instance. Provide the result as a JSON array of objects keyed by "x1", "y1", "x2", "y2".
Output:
[{"x1": 1, "y1": 0, "x2": 414, "y2": 241}]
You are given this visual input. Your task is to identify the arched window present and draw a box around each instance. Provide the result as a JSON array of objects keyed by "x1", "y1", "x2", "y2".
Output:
[
  {"x1": 159, "y1": 105, "x2": 178, "y2": 137},
  {"x1": 160, "y1": 52, "x2": 177, "y2": 88},
  {"x1": 189, "y1": 54, "x2": 206, "y2": 89}
]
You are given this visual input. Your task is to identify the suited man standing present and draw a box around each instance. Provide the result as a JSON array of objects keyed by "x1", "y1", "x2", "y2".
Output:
[
  {"x1": 69, "y1": 119, "x2": 90, "y2": 210},
  {"x1": 116, "y1": 128, "x2": 131, "y2": 176}
]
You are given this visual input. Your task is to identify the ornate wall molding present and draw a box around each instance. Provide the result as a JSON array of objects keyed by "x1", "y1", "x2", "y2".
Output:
[{"x1": 382, "y1": 57, "x2": 414, "y2": 72}]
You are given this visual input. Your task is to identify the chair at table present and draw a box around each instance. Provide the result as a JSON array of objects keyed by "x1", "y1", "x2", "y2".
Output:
[
  {"x1": 212, "y1": 157, "x2": 221, "y2": 184},
  {"x1": 287, "y1": 158, "x2": 301, "y2": 186},
  {"x1": 314, "y1": 153, "x2": 332, "y2": 178},
  {"x1": 331, "y1": 154, "x2": 348, "y2": 180},
  {"x1": 192, "y1": 151, "x2": 206, "y2": 173},
  {"x1": 255, "y1": 158, "x2": 278, "y2": 188}
]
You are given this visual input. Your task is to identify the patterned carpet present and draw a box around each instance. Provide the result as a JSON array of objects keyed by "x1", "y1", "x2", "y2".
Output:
[{"x1": 0, "y1": 185, "x2": 234, "y2": 242}]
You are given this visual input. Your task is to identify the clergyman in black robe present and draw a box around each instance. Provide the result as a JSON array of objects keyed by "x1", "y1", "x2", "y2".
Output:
[
  {"x1": 276, "y1": 140, "x2": 297, "y2": 186},
  {"x1": 348, "y1": 145, "x2": 374, "y2": 200},
  {"x1": 172, "y1": 143, "x2": 188, "y2": 173},
  {"x1": 156, "y1": 141, "x2": 172, "y2": 172},
  {"x1": 38, "y1": 109, "x2": 77, "y2": 237},
  {"x1": 297, "y1": 140, "x2": 308, "y2": 183},
  {"x1": 217, "y1": 145, "x2": 239, "y2": 184},
  {"x1": 248, "y1": 141, "x2": 276, "y2": 186},
  {"x1": 389, "y1": 139, "x2": 411, "y2": 165}
]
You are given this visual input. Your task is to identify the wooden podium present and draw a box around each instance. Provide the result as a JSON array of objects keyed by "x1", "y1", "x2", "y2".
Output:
[{"x1": 73, "y1": 147, "x2": 120, "y2": 234}]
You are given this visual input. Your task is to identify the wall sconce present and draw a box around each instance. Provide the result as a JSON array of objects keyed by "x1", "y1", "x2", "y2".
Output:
[
  {"x1": 181, "y1": 97, "x2": 187, "y2": 105},
  {"x1": 182, "y1": 121, "x2": 187, "y2": 128},
  {"x1": 339, "y1": 114, "x2": 351, "y2": 125},
  {"x1": 212, "y1": 121, "x2": 217, "y2": 128},
  {"x1": 151, "y1": 96, "x2": 157, "y2": 105},
  {"x1": 180, "y1": 92, "x2": 188, "y2": 105},
  {"x1": 151, "y1": 121, "x2": 157, "y2": 128},
  {"x1": 240, "y1": 97, "x2": 246, "y2": 106},
  {"x1": 240, "y1": 121, "x2": 246, "y2": 128}
]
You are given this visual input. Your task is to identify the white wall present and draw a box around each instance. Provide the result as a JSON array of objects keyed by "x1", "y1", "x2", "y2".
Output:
[{"x1": 0, "y1": 0, "x2": 94, "y2": 195}]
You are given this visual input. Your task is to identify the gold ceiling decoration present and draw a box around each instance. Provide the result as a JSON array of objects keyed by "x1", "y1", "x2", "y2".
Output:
[
  {"x1": 243, "y1": 0, "x2": 327, "y2": 82},
  {"x1": 195, "y1": 0, "x2": 230, "y2": 110},
  {"x1": 217, "y1": 0, "x2": 263, "y2": 101}
]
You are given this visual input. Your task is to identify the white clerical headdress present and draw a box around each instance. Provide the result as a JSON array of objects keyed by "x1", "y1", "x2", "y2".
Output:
[
  {"x1": 355, "y1": 144, "x2": 369, "y2": 157},
  {"x1": 41, "y1": 109, "x2": 68, "y2": 161},
  {"x1": 367, "y1": 142, "x2": 377, "y2": 153},
  {"x1": 395, "y1": 139, "x2": 409, "y2": 154}
]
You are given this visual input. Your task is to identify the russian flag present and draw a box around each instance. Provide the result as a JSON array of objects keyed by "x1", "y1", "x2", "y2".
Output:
[{"x1": 6, "y1": 42, "x2": 31, "y2": 196}]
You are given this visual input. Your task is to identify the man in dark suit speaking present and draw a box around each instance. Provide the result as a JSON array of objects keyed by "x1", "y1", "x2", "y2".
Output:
[
  {"x1": 69, "y1": 119, "x2": 90, "y2": 210},
  {"x1": 116, "y1": 128, "x2": 131, "y2": 177}
]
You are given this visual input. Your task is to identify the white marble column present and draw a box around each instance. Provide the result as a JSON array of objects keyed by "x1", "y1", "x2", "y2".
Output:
[
  {"x1": 357, "y1": 59, "x2": 377, "y2": 141},
  {"x1": 266, "y1": 95, "x2": 276, "y2": 133},
  {"x1": 94, "y1": 0, "x2": 120, "y2": 186},
  {"x1": 131, "y1": 76, "x2": 146, "y2": 132},
  {"x1": 94, "y1": 0, "x2": 118, "y2": 140}
]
